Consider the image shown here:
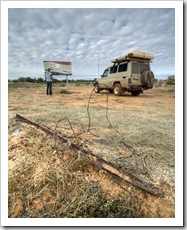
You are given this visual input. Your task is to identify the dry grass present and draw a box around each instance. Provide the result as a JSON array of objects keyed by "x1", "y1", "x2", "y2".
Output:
[
  {"x1": 8, "y1": 126, "x2": 141, "y2": 218},
  {"x1": 8, "y1": 82, "x2": 175, "y2": 218}
]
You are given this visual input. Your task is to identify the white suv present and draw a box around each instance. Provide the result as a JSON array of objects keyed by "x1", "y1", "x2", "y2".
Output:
[{"x1": 93, "y1": 50, "x2": 155, "y2": 96}]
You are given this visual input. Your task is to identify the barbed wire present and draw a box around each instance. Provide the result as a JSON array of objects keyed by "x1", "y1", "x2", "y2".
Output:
[
  {"x1": 87, "y1": 84, "x2": 140, "y2": 157},
  {"x1": 46, "y1": 84, "x2": 146, "y2": 174}
]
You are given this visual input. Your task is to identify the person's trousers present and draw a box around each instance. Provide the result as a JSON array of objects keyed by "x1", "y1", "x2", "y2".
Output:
[{"x1": 46, "y1": 81, "x2": 52, "y2": 95}]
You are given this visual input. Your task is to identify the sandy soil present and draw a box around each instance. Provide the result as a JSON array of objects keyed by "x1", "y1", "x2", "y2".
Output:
[{"x1": 8, "y1": 83, "x2": 175, "y2": 218}]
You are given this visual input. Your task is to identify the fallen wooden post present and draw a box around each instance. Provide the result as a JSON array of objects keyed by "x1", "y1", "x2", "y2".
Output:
[{"x1": 15, "y1": 113, "x2": 164, "y2": 198}]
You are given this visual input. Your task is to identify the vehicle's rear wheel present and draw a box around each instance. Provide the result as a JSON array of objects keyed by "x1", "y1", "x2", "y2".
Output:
[
  {"x1": 131, "y1": 91, "x2": 141, "y2": 96},
  {"x1": 94, "y1": 84, "x2": 100, "y2": 93},
  {"x1": 113, "y1": 84, "x2": 122, "y2": 96}
]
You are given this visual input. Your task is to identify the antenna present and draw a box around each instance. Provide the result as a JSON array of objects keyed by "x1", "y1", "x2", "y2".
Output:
[{"x1": 98, "y1": 57, "x2": 99, "y2": 77}]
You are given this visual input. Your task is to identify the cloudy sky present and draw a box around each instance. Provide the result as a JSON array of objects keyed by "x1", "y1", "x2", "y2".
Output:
[{"x1": 8, "y1": 7, "x2": 175, "y2": 80}]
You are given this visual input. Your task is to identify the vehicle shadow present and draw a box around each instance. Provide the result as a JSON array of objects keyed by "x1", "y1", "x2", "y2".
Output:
[{"x1": 98, "y1": 91, "x2": 155, "y2": 98}]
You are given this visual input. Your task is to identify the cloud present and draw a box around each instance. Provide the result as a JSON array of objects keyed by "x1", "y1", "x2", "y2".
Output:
[{"x1": 8, "y1": 8, "x2": 175, "y2": 79}]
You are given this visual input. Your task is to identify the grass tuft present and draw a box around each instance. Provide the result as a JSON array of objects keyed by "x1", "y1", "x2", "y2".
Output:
[{"x1": 59, "y1": 89, "x2": 72, "y2": 94}]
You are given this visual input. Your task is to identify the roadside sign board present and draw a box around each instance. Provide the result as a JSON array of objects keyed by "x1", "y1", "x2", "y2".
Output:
[{"x1": 43, "y1": 61, "x2": 72, "y2": 75}]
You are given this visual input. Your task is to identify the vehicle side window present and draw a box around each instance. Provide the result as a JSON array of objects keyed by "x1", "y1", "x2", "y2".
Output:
[
  {"x1": 103, "y1": 70, "x2": 109, "y2": 77},
  {"x1": 118, "y1": 63, "x2": 127, "y2": 72},
  {"x1": 110, "y1": 65, "x2": 118, "y2": 74},
  {"x1": 140, "y1": 64, "x2": 150, "y2": 73},
  {"x1": 132, "y1": 63, "x2": 139, "y2": 74}
]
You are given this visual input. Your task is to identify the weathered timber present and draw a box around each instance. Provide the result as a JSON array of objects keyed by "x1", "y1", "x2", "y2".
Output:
[{"x1": 15, "y1": 113, "x2": 164, "y2": 198}]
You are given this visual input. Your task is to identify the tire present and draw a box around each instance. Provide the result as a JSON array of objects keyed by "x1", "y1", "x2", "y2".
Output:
[
  {"x1": 148, "y1": 70, "x2": 154, "y2": 88},
  {"x1": 141, "y1": 71, "x2": 148, "y2": 85},
  {"x1": 131, "y1": 91, "x2": 141, "y2": 96},
  {"x1": 94, "y1": 84, "x2": 100, "y2": 93},
  {"x1": 141, "y1": 70, "x2": 154, "y2": 88},
  {"x1": 113, "y1": 84, "x2": 122, "y2": 96}
]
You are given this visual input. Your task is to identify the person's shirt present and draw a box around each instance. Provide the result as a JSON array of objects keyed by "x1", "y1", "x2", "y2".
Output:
[{"x1": 45, "y1": 71, "x2": 53, "y2": 82}]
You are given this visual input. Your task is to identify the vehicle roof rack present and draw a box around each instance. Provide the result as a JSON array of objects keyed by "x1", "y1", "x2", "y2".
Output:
[{"x1": 111, "y1": 50, "x2": 154, "y2": 63}]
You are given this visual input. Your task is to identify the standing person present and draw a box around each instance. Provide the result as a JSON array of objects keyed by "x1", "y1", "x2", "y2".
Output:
[{"x1": 45, "y1": 68, "x2": 53, "y2": 95}]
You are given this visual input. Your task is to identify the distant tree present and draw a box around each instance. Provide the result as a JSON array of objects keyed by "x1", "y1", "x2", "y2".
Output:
[
  {"x1": 154, "y1": 78, "x2": 158, "y2": 83},
  {"x1": 18, "y1": 77, "x2": 26, "y2": 82},
  {"x1": 52, "y1": 78, "x2": 60, "y2": 83},
  {"x1": 37, "y1": 78, "x2": 44, "y2": 83},
  {"x1": 25, "y1": 77, "x2": 34, "y2": 82},
  {"x1": 166, "y1": 76, "x2": 175, "y2": 85},
  {"x1": 158, "y1": 79, "x2": 164, "y2": 85}
]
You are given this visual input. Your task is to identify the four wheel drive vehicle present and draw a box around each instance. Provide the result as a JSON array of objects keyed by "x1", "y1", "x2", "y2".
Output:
[{"x1": 93, "y1": 50, "x2": 155, "y2": 96}]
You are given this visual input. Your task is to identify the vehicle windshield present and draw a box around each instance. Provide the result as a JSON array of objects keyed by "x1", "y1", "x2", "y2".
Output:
[{"x1": 102, "y1": 69, "x2": 109, "y2": 77}]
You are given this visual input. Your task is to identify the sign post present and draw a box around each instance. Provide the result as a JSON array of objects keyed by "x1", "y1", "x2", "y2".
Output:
[{"x1": 66, "y1": 75, "x2": 68, "y2": 85}]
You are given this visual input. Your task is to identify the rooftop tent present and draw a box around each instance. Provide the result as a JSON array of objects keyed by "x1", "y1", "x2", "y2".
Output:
[
  {"x1": 111, "y1": 50, "x2": 154, "y2": 63},
  {"x1": 43, "y1": 61, "x2": 72, "y2": 76}
]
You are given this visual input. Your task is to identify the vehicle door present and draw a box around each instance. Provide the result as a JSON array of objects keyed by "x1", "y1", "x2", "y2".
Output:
[
  {"x1": 99, "y1": 68, "x2": 111, "y2": 89},
  {"x1": 116, "y1": 62, "x2": 128, "y2": 88},
  {"x1": 107, "y1": 64, "x2": 118, "y2": 88},
  {"x1": 131, "y1": 62, "x2": 142, "y2": 86}
]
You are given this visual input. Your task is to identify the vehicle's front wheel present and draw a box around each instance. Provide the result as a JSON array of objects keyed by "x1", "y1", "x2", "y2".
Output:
[
  {"x1": 113, "y1": 84, "x2": 122, "y2": 96},
  {"x1": 131, "y1": 91, "x2": 141, "y2": 96},
  {"x1": 94, "y1": 84, "x2": 100, "y2": 93}
]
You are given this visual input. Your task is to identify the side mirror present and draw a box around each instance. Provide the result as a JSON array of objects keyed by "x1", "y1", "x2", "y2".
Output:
[{"x1": 101, "y1": 75, "x2": 103, "y2": 78}]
